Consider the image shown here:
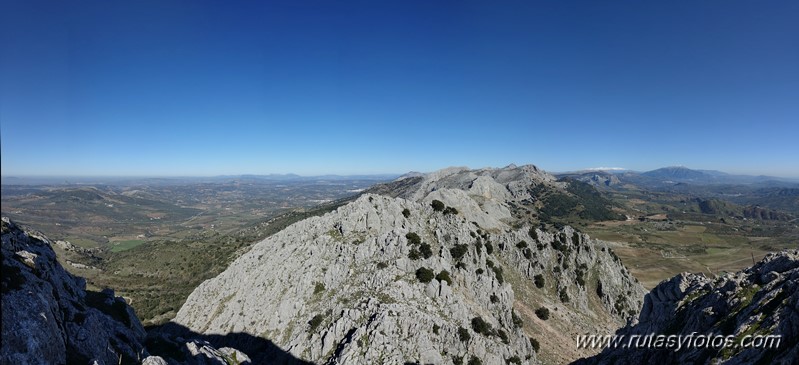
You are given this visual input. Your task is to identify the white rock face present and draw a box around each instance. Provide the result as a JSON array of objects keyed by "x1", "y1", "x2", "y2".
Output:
[
  {"x1": 174, "y1": 165, "x2": 645, "y2": 364},
  {"x1": 176, "y1": 194, "x2": 536, "y2": 364}
]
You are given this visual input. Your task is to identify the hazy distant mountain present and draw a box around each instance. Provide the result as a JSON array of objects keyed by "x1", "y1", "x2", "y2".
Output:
[
  {"x1": 641, "y1": 166, "x2": 716, "y2": 181},
  {"x1": 638, "y1": 166, "x2": 795, "y2": 185},
  {"x1": 555, "y1": 170, "x2": 622, "y2": 187}
]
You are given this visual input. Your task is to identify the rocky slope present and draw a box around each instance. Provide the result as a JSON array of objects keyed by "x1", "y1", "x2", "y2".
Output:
[
  {"x1": 174, "y1": 165, "x2": 646, "y2": 364},
  {"x1": 1, "y1": 217, "x2": 251, "y2": 365},
  {"x1": 576, "y1": 250, "x2": 799, "y2": 365},
  {"x1": 1, "y1": 217, "x2": 148, "y2": 364}
]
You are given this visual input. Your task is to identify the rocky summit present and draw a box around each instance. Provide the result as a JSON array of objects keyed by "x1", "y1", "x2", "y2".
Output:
[
  {"x1": 174, "y1": 165, "x2": 646, "y2": 364},
  {"x1": 576, "y1": 250, "x2": 799, "y2": 365}
]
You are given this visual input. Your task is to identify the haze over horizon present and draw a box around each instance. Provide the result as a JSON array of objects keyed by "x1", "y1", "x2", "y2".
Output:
[
  {"x1": 2, "y1": 1, "x2": 797, "y2": 178},
  {"x1": 3, "y1": 165, "x2": 799, "y2": 182}
]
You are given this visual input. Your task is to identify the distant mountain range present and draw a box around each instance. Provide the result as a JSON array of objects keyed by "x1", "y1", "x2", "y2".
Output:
[
  {"x1": 561, "y1": 166, "x2": 797, "y2": 185},
  {"x1": 557, "y1": 166, "x2": 799, "y2": 216}
]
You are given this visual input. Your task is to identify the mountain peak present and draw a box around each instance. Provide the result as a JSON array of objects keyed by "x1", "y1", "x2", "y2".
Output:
[{"x1": 173, "y1": 165, "x2": 644, "y2": 364}]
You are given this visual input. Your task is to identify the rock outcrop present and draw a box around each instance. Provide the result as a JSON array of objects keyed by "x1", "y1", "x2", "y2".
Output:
[
  {"x1": 1, "y1": 217, "x2": 147, "y2": 364},
  {"x1": 1, "y1": 217, "x2": 253, "y2": 365},
  {"x1": 576, "y1": 250, "x2": 799, "y2": 365},
  {"x1": 175, "y1": 165, "x2": 646, "y2": 364}
]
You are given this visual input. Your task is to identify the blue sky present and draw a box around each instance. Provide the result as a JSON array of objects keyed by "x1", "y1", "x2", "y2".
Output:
[{"x1": 1, "y1": 1, "x2": 797, "y2": 177}]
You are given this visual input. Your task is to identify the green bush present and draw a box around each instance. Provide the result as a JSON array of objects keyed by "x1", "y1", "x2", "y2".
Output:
[
  {"x1": 432, "y1": 323, "x2": 440, "y2": 335},
  {"x1": 468, "y1": 357, "x2": 482, "y2": 365},
  {"x1": 408, "y1": 248, "x2": 421, "y2": 260},
  {"x1": 431, "y1": 200, "x2": 445, "y2": 212},
  {"x1": 535, "y1": 307, "x2": 550, "y2": 320},
  {"x1": 475, "y1": 268, "x2": 484, "y2": 275},
  {"x1": 512, "y1": 310, "x2": 523, "y2": 328},
  {"x1": 491, "y1": 265, "x2": 504, "y2": 284},
  {"x1": 471, "y1": 316, "x2": 493, "y2": 336},
  {"x1": 458, "y1": 326, "x2": 471, "y2": 342},
  {"x1": 420, "y1": 243, "x2": 433, "y2": 259},
  {"x1": 559, "y1": 289, "x2": 570, "y2": 303},
  {"x1": 485, "y1": 242, "x2": 494, "y2": 254},
  {"x1": 534, "y1": 274, "x2": 545, "y2": 288},
  {"x1": 436, "y1": 270, "x2": 453, "y2": 286},
  {"x1": 313, "y1": 282, "x2": 325, "y2": 294},
  {"x1": 516, "y1": 240, "x2": 528, "y2": 249},
  {"x1": 443, "y1": 206, "x2": 458, "y2": 215},
  {"x1": 450, "y1": 244, "x2": 468, "y2": 260},
  {"x1": 402, "y1": 208, "x2": 411, "y2": 218},
  {"x1": 530, "y1": 337, "x2": 540, "y2": 352},
  {"x1": 506, "y1": 356, "x2": 522, "y2": 365},
  {"x1": 406, "y1": 232, "x2": 421, "y2": 245},
  {"x1": 529, "y1": 227, "x2": 538, "y2": 240},
  {"x1": 497, "y1": 329, "x2": 509, "y2": 344},
  {"x1": 308, "y1": 314, "x2": 324, "y2": 331},
  {"x1": 490, "y1": 294, "x2": 499, "y2": 303},
  {"x1": 416, "y1": 267, "x2": 435, "y2": 283},
  {"x1": 453, "y1": 356, "x2": 463, "y2": 365}
]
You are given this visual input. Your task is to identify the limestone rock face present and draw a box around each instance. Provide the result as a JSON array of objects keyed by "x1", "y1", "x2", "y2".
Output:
[
  {"x1": 576, "y1": 250, "x2": 799, "y2": 365},
  {"x1": 175, "y1": 165, "x2": 645, "y2": 364},
  {"x1": 1, "y1": 217, "x2": 251, "y2": 365},
  {"x1": 1, "y1": 217, "x2": 147, "y2": 364},
  {"x1": 176, "y1": 194, "x2": 536, "y2": 364}
]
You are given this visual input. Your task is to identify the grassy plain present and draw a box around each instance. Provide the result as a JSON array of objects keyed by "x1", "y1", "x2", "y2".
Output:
[
  {"x1": 109, "y1": 239, "x2": 146, "y2": 252},
  {"x1": 582, "y1": 207, "x2": 796, "y2": 289}
]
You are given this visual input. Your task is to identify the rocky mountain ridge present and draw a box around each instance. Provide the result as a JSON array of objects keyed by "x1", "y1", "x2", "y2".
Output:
[{"x1": 174, "y1": 165, "x2": 646, "y2": 364}]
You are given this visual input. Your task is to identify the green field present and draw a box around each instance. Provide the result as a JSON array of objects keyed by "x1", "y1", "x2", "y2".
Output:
[
  {"x1": 585, "y1": 220, "x2": 794, "y2": 289},
  {"x1": 66, "y1": 236, "x2": 102, "y2": 249},
  {"x1": 110, "y1": 239, "x2": 146, "y2": 252}
]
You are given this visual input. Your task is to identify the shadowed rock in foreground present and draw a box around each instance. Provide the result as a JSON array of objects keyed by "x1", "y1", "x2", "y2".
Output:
[
  {"x1": 575, "y1": 250, "x2": 799, "y2": 365},
  {"x1": 1, "y1": 217, "x2": 147, "y2": 364},
  {"x1": 1, "y1": 217, "x2": 308, "y2": 365}
]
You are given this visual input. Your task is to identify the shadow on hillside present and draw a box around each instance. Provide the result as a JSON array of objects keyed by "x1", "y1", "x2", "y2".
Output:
[{"x1": 146, "y1": 322, "x2": 315, "y2": 364}]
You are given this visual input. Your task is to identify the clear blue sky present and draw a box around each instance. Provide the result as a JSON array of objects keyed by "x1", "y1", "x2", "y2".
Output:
[{"x1": 1, "y1": 1, "x2": 797, "y2": 177}]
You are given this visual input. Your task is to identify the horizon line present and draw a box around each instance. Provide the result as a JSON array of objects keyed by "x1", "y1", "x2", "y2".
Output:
[{"x1": 3, "y1": 166, "x2": 799, "y2": 180}]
